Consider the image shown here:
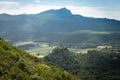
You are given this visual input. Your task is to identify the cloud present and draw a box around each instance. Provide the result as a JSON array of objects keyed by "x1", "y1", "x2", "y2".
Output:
[
  {"x1": 0, "y1": 1, "x2": 20, "y2": 13},
  {"x1": 0, "y1": 1, "x2": 19, "y2": 5},
  {"x1": 67, "y1": 6, "x2": 104, "y2": 16},
  {"x1": 1, "y1": 5, "x2": 63, "y2": 14},
  {"x1": 0, "y1": 1, "x2": 120, "y2": 20},
  {"x1": 0, "y1": 1, "x2": 63, "y2": 14},
  {"x1": 34, "y1": 0, "x2": 41, "y2": 3},
  {"x1": 66, "y1": 6, "x2": 120, "y2": 20},
  {"x1": 0, "y1": 1, "x2": 19, "y2": 8}
]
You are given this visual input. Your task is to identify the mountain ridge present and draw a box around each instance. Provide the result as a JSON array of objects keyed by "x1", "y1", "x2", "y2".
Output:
[
  {"x1": 39, "y1": 8, "x2": 73, "y2": 16},
  {"x1": 0, "y1": 8, "x2": 120, "y2": 43}
]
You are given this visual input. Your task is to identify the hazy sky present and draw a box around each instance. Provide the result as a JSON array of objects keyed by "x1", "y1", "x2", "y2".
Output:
[{"x1": 0, "y1": 0, "x2": 120, "y2": 20}]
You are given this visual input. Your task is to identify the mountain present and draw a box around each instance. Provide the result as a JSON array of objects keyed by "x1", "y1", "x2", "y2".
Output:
[
  {"x1": 0, "y1": 38, "x2": 80, "y2": 80},
  {"x1": 40, "y1": 8, "x2": 72, "y2": 16},
  {"x1": 0, "y1": 8, "x2": 120, "y2": 48},
  {"x1": 32, "y1": 8, "x2": 120, "y2": 32},
  {"x1": 44, "y1": 47, "x2": 120, "y2": 80}
]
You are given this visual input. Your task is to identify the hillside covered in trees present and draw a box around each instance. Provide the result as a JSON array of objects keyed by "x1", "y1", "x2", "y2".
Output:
[
  {"x1": 0, "y1": 38, "x2": 80, "y2": 80},
  {"x1": 44, "y1": 47, "x2": 120, "y2": 80}
]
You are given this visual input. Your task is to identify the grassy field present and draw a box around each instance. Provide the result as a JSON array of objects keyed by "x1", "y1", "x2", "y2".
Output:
[
  {"x1": 14, "y1": 41, "x2": 110, "y2": 58},
  {"x1": 13, "y1": 30, "x2": 116, "y2": 58},
  {"x1": 26, "y1": 46, "x2": 54, "y2": 57},
  {"x1": 56, "y1": 30, "x2": 118, "y2": 35},
  {"x1": 14, "y1": 41, "x2": 54, "y2": 57},
  {"x1": 26, "y1": 46, "x2": 100, "y2": 58},
  {"x1": 69, "y1": 48, "x2": 97, "y2": 54}
]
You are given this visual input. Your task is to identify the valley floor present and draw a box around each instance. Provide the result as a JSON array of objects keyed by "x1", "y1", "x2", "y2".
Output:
[{"x1": 13, "y1": 41, "x2": 113, "y2": 58}]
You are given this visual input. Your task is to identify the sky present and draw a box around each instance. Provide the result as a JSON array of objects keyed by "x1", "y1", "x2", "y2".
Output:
[{"x1": 0, "y1": 0, "x2": 120, "y2": 20}]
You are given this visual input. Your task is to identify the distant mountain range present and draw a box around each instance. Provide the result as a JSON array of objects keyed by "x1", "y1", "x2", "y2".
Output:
[{"x1": 0, "y1": 8, "x2": 120, "y2": 43}]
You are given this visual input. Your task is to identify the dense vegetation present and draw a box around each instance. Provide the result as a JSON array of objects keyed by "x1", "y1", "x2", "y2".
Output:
[
  {"x1": 0, "y1": 38, "x2": 80, "y2": 80},
  {"x1": 34, "y1": 32, "x2": 120, "y2": 48},
  {"x1": 44, "y1": 47, "x2": 120, "y2": 80}
]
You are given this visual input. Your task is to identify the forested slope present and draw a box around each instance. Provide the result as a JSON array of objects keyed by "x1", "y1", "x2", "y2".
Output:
[
  {"x1": 0, "y1": 38, "x2": 80, "y2": 80},
  {"x1": 44, "y1": 47, "x2": 120, "y2": 80}
]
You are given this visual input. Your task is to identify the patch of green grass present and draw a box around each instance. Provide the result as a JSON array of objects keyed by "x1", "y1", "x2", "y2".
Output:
[
  {"x1": 26, "y1": 46, "x2": 53, "y2": 56},
  {"x1": 69, "y1": 48, "x2": 98, "y2": 54},
  {"x1": 71, "y1": 30, "x2": 112, "y2": 34}
]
